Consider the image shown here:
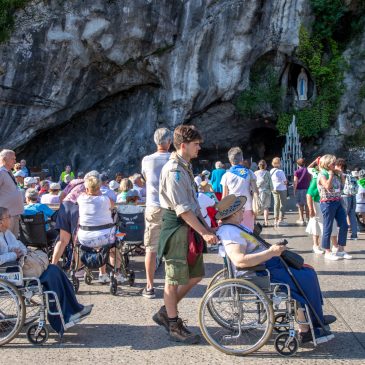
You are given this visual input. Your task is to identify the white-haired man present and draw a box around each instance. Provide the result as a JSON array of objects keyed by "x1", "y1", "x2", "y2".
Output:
[
  {"x1": 141, "y1": 128, "x2": 172, "y2": 298},
  {"x1": 0, "y1": 149, "x2": 24, "y2": 237},
  {"x1": 20, "y1": 159, "x2": 31, "y2": 177},
  {"x1": 131, "y1": 173, "x2": 146, "y2": 201}
]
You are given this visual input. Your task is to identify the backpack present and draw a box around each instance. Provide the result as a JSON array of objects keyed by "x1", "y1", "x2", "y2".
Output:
[{"x1": 343, "y1": 174, "x2": 358, "y2": 196}]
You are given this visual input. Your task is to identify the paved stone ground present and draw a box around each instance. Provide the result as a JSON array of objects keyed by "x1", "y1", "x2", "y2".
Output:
[{"x1": 2, "y1": 199, "x2": 365, "y2": 365}]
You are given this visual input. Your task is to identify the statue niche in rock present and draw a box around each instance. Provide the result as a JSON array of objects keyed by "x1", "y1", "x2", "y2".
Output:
[{"x1": 297, "y1": 68, "x2": 308, "y2": 101}]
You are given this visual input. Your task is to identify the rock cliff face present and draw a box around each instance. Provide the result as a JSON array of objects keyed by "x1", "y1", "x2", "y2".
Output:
[{"x1": 1, "y1": 0, "x2": 311, "y2": 173}]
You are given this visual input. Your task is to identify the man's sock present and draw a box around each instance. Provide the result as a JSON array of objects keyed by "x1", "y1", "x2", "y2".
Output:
[{"x1": 168, "y1": 316, "x2": 178, "y2": 323}]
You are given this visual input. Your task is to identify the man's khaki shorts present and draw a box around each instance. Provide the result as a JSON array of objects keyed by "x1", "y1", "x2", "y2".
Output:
[
  {"x1": 144, "y1": 206, "x2": 163, "y2": 253},
  {"x1": 164, "y1": 224, "x2": 205, "y2": 286}
]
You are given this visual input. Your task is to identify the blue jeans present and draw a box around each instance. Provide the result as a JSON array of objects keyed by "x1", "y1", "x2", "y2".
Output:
[
  {"x1": 342, "y1": 196, "x2": 358, "y2": 238},
  {"x1": 320, "y1": 200, "x2": 348, "y2": 249}
]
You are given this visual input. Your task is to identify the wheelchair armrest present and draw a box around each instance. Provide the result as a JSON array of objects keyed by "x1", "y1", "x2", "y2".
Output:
[
  {"x1": 0, "y1": 260, "x2": 19, "y2": 268},
  {"x1": 245, "y1": 264, "x2": 266, "y2": 272}
]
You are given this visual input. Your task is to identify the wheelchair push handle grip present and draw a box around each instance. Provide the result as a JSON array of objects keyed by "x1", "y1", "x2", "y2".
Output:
[{"x1": 276, "y1": 239, "x2": 288, "y2": 246}]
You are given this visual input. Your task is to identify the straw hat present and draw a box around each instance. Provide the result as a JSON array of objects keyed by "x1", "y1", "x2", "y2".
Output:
[
  {"x1": 199, "y1": 181, "x2": 214, "y2": 193},
  {"x1": 215, "y1": 194, "x2": 247, "y2": 220}
]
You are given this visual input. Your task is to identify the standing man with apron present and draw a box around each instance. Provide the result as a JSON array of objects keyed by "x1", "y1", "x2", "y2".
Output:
[{"x1": 153, "y1": 125, "x2": 218, "y2": 344}]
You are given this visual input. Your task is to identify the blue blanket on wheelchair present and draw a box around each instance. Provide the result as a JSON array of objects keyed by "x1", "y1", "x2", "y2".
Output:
[{"x1": 40, "y1": 265, "x2": 83, "y2": 335}]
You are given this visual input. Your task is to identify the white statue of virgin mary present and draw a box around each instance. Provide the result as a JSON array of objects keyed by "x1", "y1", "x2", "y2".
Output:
[{"x1": 297, "y1": 68, "x2": 308, "y2": 101}]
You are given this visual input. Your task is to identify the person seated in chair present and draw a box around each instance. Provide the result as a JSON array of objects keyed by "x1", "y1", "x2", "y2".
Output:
[
  {"x1": 24, "y1": 188, "x2": 59, "y2": 244},
  {"x1": 40, "y1": 182, "x2": 61, "y2": 205},
  {"x1": 0, "y1": 206, "x2": 92, "y2": 333},
  {"x1": 216, "y1": 194, "x2": 336, "y2": 345},
  {"x1": 77, "y1": 174, "x2": 124, "y2": 284}
]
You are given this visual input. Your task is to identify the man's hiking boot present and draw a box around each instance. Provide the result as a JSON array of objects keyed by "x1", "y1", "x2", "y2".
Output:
[
  {"x1": 168, "y1": 318, "x2": 201, "y2": 344},
  {"x1": 152, "y1": 306, "x2": 169, "y2": 332}
]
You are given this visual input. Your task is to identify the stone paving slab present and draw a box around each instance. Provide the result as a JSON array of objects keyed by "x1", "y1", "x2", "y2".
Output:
[{"x1": 1, "y1": 209, "x2": 365, "y2": 365}]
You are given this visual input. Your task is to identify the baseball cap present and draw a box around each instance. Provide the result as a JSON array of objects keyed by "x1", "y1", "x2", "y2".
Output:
[
  {"x1": 14, "y1": 170, "x2": 26, "y2": 177},
  {"x1": 109, "y1": 180, "x2": 120, "y2": 190},
  {"x1": 50, "y1": 182, "x2": 61, "y2": 190},
  {"x1": 24, "y1": 177, "x2": 37, "y2": 186}
]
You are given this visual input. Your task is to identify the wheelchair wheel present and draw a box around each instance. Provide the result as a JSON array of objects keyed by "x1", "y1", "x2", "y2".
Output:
[
  {"x1": 110, "y1": 278, "x2": 118, "y2": 296},
  {"x1": 26, "y1": 323, "x2": 49, "y2": 345},
  {"x1": 84, "y1": 273, "x2": 93, "y2": 286},
  {"x1": 128, "y1": 271, "x2": 135, "y2": 287},
  {"x1": 199, "y1": 279, "x2": 274, "y2": 356},
  {"x1": 274, "y1": 332, "x2": 298, "y2": 356},
  {"x1": 274, "y1": 313, "x2": 290, "y2": 333},
  {"x1": 207, "y1": 268, "x2": 228, "y2": 289},
  {"x1": 0, "y1": 279, "x2": 26, "y2": 346}
]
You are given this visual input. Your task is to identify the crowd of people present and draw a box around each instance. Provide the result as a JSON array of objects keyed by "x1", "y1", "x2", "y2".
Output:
[{"x1": 0, "y1": 124, "x2": 362, "y2": 346}]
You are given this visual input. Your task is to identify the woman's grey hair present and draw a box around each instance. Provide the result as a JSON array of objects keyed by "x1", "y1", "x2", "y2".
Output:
[
  {"x1": 0, "y1": 149, "x2": 15, "y2": 164},
  {"x1": 25, "y1": 188, "x2": 39, "y2": 201},
  {"x1": 154, "y1": 128, "x2": 172, "y2": 146},
  {"x1": 228, "y1": 147, "x2": 243, "y2": 166},
  {"x1": 85, "y1": 170, "x2": 100, "y2": 180},
  {"x1": 0, "y1": 207, "x2": 9, "y2": 219},
  {"x1": 215, "y1": 161, "x2": 224, "y2": 169}
]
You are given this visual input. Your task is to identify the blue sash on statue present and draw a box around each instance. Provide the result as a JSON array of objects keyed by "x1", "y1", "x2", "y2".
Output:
[{"x1": 229, "y1": 164, "x2": 250, "y2": 180}]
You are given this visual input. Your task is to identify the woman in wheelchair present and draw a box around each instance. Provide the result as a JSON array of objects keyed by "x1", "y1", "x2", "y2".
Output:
[
  {"x1": 0, "y1": 206, "x2": 93, "y2": 333},
  {"x1": 216, "y1": 195, "x2": 336, "y2": 345},
  {"x1": 76, "y1": 175, "x2": 124, "y2": 284},
  {"x1": 24, "y1": 188, "x2": 59, "y2": 244}
]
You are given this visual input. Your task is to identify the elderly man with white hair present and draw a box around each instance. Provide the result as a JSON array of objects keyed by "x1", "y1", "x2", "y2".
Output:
[
  {"x1": 131, "y1": 173, "x2": 146, "y2": 201},
  {"x1": 141, "y1": 127, "x2": 172, "y2": 298},
  {"x1": 20, "y1": 159, "x2": 31, "y2": 177},
  {"x1": 0, "y1": 149, "x2": 24, "y2": 237}
]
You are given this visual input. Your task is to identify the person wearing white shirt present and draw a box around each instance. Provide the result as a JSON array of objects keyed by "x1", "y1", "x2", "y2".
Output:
[
  {"x1": 141, "y1": 128, "x2": 172, "y2": 299},
  {"x1": 270, "y1": 157, "x2": 288, "y2": 227},
  {"x1": 221, "y1": 147, "x2": 258, "y2": 230}
]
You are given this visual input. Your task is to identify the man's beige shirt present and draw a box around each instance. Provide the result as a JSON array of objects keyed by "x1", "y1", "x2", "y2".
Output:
[{"x1": 159, "y1": 152, "x2": 200, "y2": 217}]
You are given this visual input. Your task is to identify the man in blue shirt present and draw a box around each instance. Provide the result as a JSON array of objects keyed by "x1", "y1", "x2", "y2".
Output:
[
  {"x1": 24, "y1": 188, "x2": 58, "y2": 243},
  {"x1": 210, "y1": 161, "x2": 226, "y2": 199}
]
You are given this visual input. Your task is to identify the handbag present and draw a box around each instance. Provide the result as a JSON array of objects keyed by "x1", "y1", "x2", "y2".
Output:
[
  {"x1": 21, "y1": 249, "x2": 49, "y2": 278},
  {"x1": 281, "y1": 250, "x2": 304, "y2": 270},
  {"x1": 252, "y1": 192, "x2": 263, "y2": 216},
  {"x1": 187, "y1": 227, "x2": 204, "y2": 266},
  {"x1": 80, "y1": 244, "x2": 113, "y2": 269}
]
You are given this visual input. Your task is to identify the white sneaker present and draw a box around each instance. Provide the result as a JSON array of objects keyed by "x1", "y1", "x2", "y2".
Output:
[
  {"x1": 115, "y1": 273, "x2": 128, "y2": 284},
  {"x1": 296, "y1": 220, "x2": 306, "y2": 226},
  {"x1": 98, "y1": 274, "x2": 110, "y2": 284},
  {"x1": 313, "y1": 245, "x2": 324, "y2": 254},
  {"x1": 324, "y1": 252, "x2": 342, "y2": 261},
  {"x1": 332, "y1": 247, "x2": 353, "y2": 260}
]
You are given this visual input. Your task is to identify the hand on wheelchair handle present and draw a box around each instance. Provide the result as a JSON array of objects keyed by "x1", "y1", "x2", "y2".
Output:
[{"x1": 269, "y1": 244, "x2": 287, "y2": 256}]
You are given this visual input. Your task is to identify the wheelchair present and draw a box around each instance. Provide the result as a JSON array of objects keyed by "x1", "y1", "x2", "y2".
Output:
[
  {"x1": 19, "y1": 212, "x2": 59, "y2": 260},
  {"x1": 69, "y1": 224, "x2": 135, "y2": 296},
  {"x1": 199, "y1": 251, "x2": 324, "y2": 357},
  {"x1": 0, "y1": 262, "x2": 66, "y2": 346},
  {"x1": 115, "y1": 204, "x2": 146, "y2": 260}
]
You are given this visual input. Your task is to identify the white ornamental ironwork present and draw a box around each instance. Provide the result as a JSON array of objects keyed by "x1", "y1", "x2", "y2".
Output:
[{"x1": 281, "y1": 115, "x2": 302, "y2": 178}]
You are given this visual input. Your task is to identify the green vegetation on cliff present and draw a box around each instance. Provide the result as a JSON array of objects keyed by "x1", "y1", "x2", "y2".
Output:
[
  {"x1": 0, "y1": 0, "x2": 28, "y2": 42},
  {"x1": 277, "y1": 26, "x2": 346, "y2": 137}
]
